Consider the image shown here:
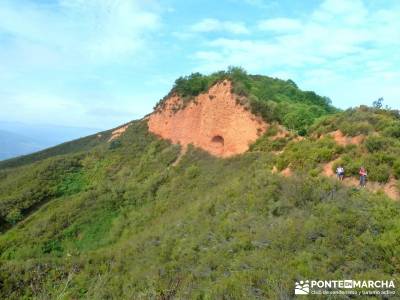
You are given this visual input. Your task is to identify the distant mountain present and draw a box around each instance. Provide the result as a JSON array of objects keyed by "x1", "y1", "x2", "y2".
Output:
[
  {"x1": 0, "y1": 130, "x2": 42, "y2": 160},
  {"x1": 0, "y1": 122, "x2": 102, "y2": 160}
]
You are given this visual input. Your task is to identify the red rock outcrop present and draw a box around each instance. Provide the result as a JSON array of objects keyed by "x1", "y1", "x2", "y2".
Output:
[
  {"x1": 108, "y1": 124, "x2": 131, "y2": 141},
  {"x1": 148, "y1": 80, "x2": 267, "y2": 157}
]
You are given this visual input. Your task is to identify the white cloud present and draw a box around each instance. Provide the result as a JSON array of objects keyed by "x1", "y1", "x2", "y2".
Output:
[
  {"x1": 0, "y1": 0, "x2": 160, "y2": 66},
  {"x1": 195, "y1": 0, "x2": 400, "y2": 70},
  {"x1": 191, "y1": 18, "x2": 249, "y2": 34},
  {"x1": 0, "y1": 0, "x2": 163, "y2": 127},
  {"x1": 231, "y1": 0, "x2": 278, "y2": 9},
  {"x1": 192, "y1": 0, "x2": 400, "y2": 108},
  {"x1": 0, "y1": 91, "x2": 85, "y2": 126},
  {"x1": 0, "y1": 89, "x2": 152, "y2": 128},
  {"x1": 258, "y1": 18, "x2": 302, "y2": 32}
]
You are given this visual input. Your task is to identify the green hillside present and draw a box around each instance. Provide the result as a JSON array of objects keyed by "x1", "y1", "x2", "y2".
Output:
[{"x1": 1, "y1": 71, "x2": 400, "y2": 299}]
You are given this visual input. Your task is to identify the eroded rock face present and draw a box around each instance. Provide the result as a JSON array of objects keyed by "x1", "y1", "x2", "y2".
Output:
[
  {"x1": 148, "y1": 80, "x2": 267, "y2": 157},
  {"x1": 108, "y1": 124, "x2": 131, "y2": 141}
]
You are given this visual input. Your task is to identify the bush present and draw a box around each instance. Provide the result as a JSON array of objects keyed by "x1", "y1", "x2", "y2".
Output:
[
  {"x1": 173, "y1": 73, "x2": 211, "y2": 99},
  {"x1": 383, "y1": 123, "x2": 400, "y2": 138},
  {"x1": 339, "y1": 154, "x2": 364, "y2": 176},
  {"x1": 232, "y1": 81, "x2": 249, "y2": 96},
  {"x1": 364, "y1": 136, "x2": 392, "y2": 153},
  {"x1": 185, "y1": 165, "x2": 200, "y2": 179},
  {"x1": 109, "y1": 140, "x2": 122, "y2": 150},
  {"x1": 249, "y1": 97, "x2": 278, "y2": 122},
  {"x1": 249, "y1": 135, "x2": 289, "y2": 152},
  {"x1": 277, "y1": 138, "x2": 340, "y2": 172},
  {"x1": 265, "y1": 125, "x2": 279, "y2": 137},
  {"x1": 5, "y1": 209, "x2": 23, "y2": 224},
  {"x1": 394, "y1": 160, "x2": 400, "y2": 179},
  {"x1": 368, "y1": 151, "x2": 396, "y2": 166},
  {"x1": 367, "y1": 164, "x2": 391, "y2": 183},
  {"x1": 341, "y1": 121, "x2": 373, "y2": 136}
]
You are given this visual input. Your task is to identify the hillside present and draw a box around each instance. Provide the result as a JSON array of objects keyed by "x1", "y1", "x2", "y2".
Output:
[{"x1": 1, "y1": 69, "x2": 400, "y2": 299}]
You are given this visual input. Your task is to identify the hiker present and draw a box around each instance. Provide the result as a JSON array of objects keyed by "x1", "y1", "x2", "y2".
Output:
[
  {"x1": 336, "y1": 166, "x2": 345, "y2": 181},
  {"x1": 359, "y1": 167, "x2": 368, "y2": 187}
]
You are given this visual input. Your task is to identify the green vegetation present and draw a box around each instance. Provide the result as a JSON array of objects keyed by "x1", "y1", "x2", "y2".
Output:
[
  {"x1": 274, "y1": 137, "x2": 343, "y2": 174},
  {"x1": 0, "y1": 119, "x2": 399, "y2": 299},
  {"x1": 308, "y1": 106, "x2": 400, "y2": 183},
  {"x1": 1, "y1": 70, "x2": 400, "y2": 298},
  {"x1": 156, "y1": 67, "x2": 338, "y2": 135},
  {"x1": 310, "y1": 105, "x2": 400, "y2": 137}
]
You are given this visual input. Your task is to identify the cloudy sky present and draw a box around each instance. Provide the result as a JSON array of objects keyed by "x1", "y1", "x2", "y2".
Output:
[{"x1": 1, "y1": 0, "x2": 399, "y2": 129}]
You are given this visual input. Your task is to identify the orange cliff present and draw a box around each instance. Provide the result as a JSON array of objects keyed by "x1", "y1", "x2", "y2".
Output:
[{"x1": 147, "y1": 80, "x2": 267, "y2": 157}]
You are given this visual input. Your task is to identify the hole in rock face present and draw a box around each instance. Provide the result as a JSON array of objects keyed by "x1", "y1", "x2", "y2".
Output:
[
  {"x1": 211, "y1": 135, "x2": 224, "y2": 145},
  {"x1": 210, "y1": 135, "x2": 225, "y2": 154}
]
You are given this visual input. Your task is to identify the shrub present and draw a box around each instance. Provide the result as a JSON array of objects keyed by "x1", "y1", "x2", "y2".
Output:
[
  {"x1": 315, "y1": 147, "x2": 336, "y2": 163},
  {"x1": 173, "y1": 73, "x2": 210, "y2": 99},
  {"x1": 232, "y1": 81, "x2": 249, "y2": 96},
  {"x1": 249, "y1": 135, "x2": 289, "y2": 152},
  {"x1": 41, "y1": 239, "x2": 63, "y2": 255},
  {"x1": 185, "y1": 165, "x2": 200, "y2": 179},
  {"x1": 5, "y1": 209, "x2": 23, "y2": 224},
  {"x1": 369, "y1": 151, "x2": 396, "y2": 166},
  {"x1": 394, "y1": 160, "x2": 400, "y2": 179},
  {"x1": 341, "y1": 121, "x2": 373, "y2": 136},
  {"x1": 277, "y1": 138, "x2": 340, "y2": 172},
  {"x1": 249, "y1": 97, "x2": 278, "y2": 122},
  {"x1": 265, "y1": 125, "x2": 279, "y2": 137},
  {"x1": 271, "y1": 138, "x2": 289, "y2": 151},
  {"x1": 109, "y1": 140, "x2": 122, "y2": 150},
  {"x1": 382, "y1": 123, "x2": 400, "y2": 138},
  {"x1": 276, "y1": 157, "x2": 289, "y2": 171},
  {"x1": 364, "y1": 136, "x2": 392, "y2": 153},
  {"x1": 339, "y1": 154, "x2": 364, "y2": 176},
  {"x1": 367, "y1": 164, "x2": 390, "y2": 183}
]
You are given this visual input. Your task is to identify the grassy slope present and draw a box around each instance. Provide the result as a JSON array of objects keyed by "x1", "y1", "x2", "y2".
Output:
[
  {"x1": 0, "y1": 120, "x2": 399, "y2": 299},
  {"x1": 0, "y1": 71, "x2": 400, "y2": 298}
]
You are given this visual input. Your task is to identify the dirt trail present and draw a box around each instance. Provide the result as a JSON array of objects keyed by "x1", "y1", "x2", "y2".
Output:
[
  {"x1": 323, "y1": 159, "x2": 340, "y2": 177},
  {"x1": 383, "y1": 177, "x2": 400, "y2": 200},
  {"x1": 280, "y1": 167, "x2": 292, "y2": 177},
  {"x1": 172, "y1": 145, "x2": 188, "y2": 166},
  {"x1": 322, "y1": 159, "x2": 400, "y2": 201}
]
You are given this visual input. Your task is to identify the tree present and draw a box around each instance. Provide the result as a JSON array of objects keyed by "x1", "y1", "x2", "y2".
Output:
[{"x1": 372, "y1": 97, "x2": 384, "y2": 109}]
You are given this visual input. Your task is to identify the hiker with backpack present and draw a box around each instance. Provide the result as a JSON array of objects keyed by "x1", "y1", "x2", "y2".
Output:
[
  {"x1": 336, "y1": 166, "x2": 345, "y2": 181},
  {"x1": 359, "y1": 167, "x2": 368, "y2": 187}
]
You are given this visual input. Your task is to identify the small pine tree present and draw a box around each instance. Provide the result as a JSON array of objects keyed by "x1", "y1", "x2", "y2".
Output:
[{"x1": 372, "y1": 97, "x2": 384, "y2": 109}]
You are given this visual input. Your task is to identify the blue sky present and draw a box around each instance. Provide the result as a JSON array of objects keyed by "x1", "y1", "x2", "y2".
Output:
[{"x1": 0, "y1": 0, "x2": 399, "y2": 129}]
